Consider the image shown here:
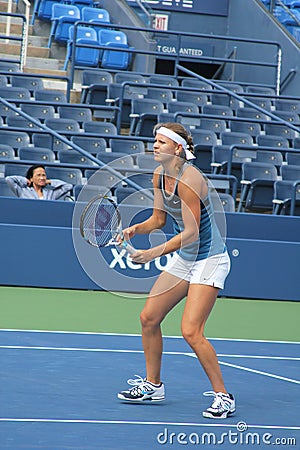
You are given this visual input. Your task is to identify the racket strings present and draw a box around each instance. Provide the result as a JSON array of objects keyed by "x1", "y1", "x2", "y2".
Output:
[{"x1": 82, "y1": 197, "x2": 121, "y2": 247}]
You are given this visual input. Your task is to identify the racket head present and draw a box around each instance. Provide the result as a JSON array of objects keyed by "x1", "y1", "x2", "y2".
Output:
[{"x1": 80, "y1": 195, "x2": 121, "y2": 247}]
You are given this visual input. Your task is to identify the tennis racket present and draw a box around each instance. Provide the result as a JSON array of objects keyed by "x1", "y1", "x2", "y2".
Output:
[{"x1": 80, "y1": 194, "x2": 136, "y2": 255}]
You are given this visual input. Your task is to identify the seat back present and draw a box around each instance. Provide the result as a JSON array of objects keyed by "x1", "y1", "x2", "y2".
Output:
[
  {"x1": 46, "y1": 166, "x2": 83, "y2": 185},
  {"x1": 19, "y1": 146, "x2": 56, "y2": 162}
]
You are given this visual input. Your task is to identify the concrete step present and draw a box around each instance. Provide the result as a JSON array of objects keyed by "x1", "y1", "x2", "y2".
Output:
[{"x1": 0, "y1": 42, "x2": 50, "y2": 58}]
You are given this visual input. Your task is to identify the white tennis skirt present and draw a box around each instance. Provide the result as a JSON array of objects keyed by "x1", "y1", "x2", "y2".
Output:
[{"x1": 164, "y1": 251, "x2": 231, "y2": 289}]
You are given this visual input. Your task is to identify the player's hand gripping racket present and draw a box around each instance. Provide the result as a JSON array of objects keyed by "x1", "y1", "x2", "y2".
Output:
[{"x1": 80, "y1": 195, "x2": 136, "y2": 256}]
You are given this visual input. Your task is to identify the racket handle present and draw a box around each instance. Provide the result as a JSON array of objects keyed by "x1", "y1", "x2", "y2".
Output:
[{"x1": 118, "y1": 240, "x2": 136, "y2": 255}]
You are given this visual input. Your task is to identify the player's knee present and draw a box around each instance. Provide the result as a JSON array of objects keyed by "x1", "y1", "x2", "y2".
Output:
[
  {"x1": 140, "y1": 309, "x2": 161, "y2": 328},
  {"x1": 181, "y1": 323, "x2": 204, "y2": 347}
]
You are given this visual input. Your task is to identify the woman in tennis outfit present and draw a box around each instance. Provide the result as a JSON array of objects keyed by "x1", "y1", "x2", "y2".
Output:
[{"x1": 117, "y1": 122, "x2": 235, "y2": 419}]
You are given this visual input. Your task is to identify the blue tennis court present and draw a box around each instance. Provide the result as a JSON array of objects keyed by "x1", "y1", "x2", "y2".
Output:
[{"x1": 1, "y1": 330, "x2": 299, "y2": 449}]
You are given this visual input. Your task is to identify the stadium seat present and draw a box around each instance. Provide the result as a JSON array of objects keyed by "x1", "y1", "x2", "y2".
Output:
[
  {"x1": 114, "y1": 72, "x2": 146, "y2": 85},
  {"x1": 193, "y1": 144, "x2": 214, "y2": 173},
  {"x1": 124, "y1": 172, "x2": 153, "y2": 190},
  {"x1": 46, "y1": 166, "x2": 83, "y2": 185},
  {"x1": 130, "y1": 98, "x2": 164, "y2": 136},
  {"x1": 0, "y1": 103, "x2": 18, "y2": 124},
  {"x1": 149, "y1": 74, "x2": 179, "y2": 87},
  {"x1": 176, "y1": 90, "x2": 209, "y2": 111},
  {"x1": 96, "y1": 152, "x2": 135, "y2": 170},
  {"x1": 18, "y1": 146, "x2": 56, "y2": 163},
  {"x1": 84, "y1": 121, "x2": 117, "y2": 135},
  {"x1": 32, "y1": 0, "x2": 57, "y2": 24},
  {"x1": 211, "y1": 144, "x2": 257, "y2": 181},
  {"x1": 11, "y1": 75, "x2": 44, "y2": 96},
  {"x1": 85, "y1": 168, "x2": 123, "y2": 192},
  {"x1": 136, "y1": 153, "x2": 160, "y2": 171},
  {"x1": 20, "y1": 103, "x2": 55, "y2": 122},
  {"x1": 198, "y1": 118, "x2": 227, "y2": 138},
  {"x1": 58, "y1": 149, "x2": 95, "y2": 166},
  {"x1": 238, "y1": 161, "x2": 278, "y2": 212},
  {"x1": 5, "y1": 163, "x2": 31, "y2": 177},
  {"x1": 74, "y1": 184, "x2": 111, "y2": 201},
  {"x1": 48, "y1": 4, "x2": 81, "y2": 48},
  {"x1": 32, "y1": 133, "x2": 70, "y2": 153},
  {"x1": 286, "y1": 152, "x2": 300, "y2": 165},
  {"x1": 35, "y1": 89, "x2": 67, "y2": 104},
  {"x1": 0, "y1": 130, "x2": 30, "y2": 152},
  {"x1": 244, "y1": 96, "x2": 273, "y2": 111},
  {"x1": 0, "y1": 177, "x2": 17, "y2": 197},
  {"x1": 109, "y1": 138, "x2": 145, "y2": 158},
  {"x1": 236, "y1": 106, "x2": 269, "y2": 121},
  {"x1": 0, "y1": 144, "x2": 15, "y2": 160},
  {"x1": 281, "y1": 164, "x2": 300, "y2": 181},
  {"x1": 272, "y1": 180, "x2": 300, "y2": 215},
  {"x1": 81, "y1": 69, "x2": 113, "y2": 104},
  {"x1": 58, "y1": 105, "x2": 92, "y2": 127},
  {"x1": 202, "y1": 104, "x2": 234, "y2": 119},
  {"x1": 71, "y1": 136, "x2": 107, "y2": 154},
  {"x1": 181, "y1": 78, "x2": 212, "y2": 90},
  {"x1": 255, "y1": 150, "x2": 283, "y2": 174},
  {"x1": 274, "y1": 98, "x2": 300, "y2": 113},
  {"x1": 220, "y1": 131, "x2": 254, "y2": 146},
  {"x1": 191, "y1": 129, "x2": 218, "y2": 148},
  {"x1": 256, "y1": 134, "x2": 290, "y2": 148},
  {"x1": 145, "y1": 87, "x2": 174, "y2": 105},
  {"x1": 45, "y1": 118, "x2": 81, "y2": 133},
  {"x1": 264, "y1": 123, "x2": 296, "y2": 141},
  {"x1": 115, "y1": 186, "x2": 153, "y2": 206},
  {"x1": 0, "y1": 86, "x2": 31, "y2": 101},
  {"x1": 98, "y1": 29, "x2": 133, "y2": 70},
  {"x1": 63, "y1": 25, "x2": 100, "y2": 70},
  {"x1": 229, "y1": 121, "x2": 262, "y2": 140},
  {"x1": 82, "y1": 6, "x2": 110, "y2": 25},
  {"x1": 167, "y1": 101, "x2": 199, "y2": 115},
  {"x1": 6, "y1": 115, "x2": 41, "y2": 130},
  {"x1": 218, "y1": 192, "x2": 236, "y2": 212}
]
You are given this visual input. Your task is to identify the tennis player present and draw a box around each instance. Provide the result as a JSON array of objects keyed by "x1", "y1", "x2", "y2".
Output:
[{"x1": 117, "y1": 122, "x2": 235, "y2": 419}]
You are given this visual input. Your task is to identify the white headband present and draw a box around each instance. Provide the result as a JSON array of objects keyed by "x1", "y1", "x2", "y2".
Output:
[{"x1": 156, "y1": 126, "x2": 196, "y2": 160}]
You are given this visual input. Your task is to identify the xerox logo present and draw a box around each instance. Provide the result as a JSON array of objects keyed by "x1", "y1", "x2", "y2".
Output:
[{"x1": 109, "y1": 248, "x2": 173, "y2": 271}]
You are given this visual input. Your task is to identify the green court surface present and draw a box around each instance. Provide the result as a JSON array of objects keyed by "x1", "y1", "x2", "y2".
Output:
[{"x1": 0, "y1": 286, "x2": 299, "y2": 341}]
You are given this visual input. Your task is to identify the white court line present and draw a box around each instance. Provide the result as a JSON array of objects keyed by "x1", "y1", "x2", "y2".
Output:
[
  {"x1": 0, "y1": 417, "x2": 299, "y2": 431},
  {"x1": 0, "y1": 329, "x2": 299, "y2": 345},
  {"x1": 2, "y1": 345, "x2": 300, "y2": 385},
  {"x1": 1, "y1": 345, "x2": 299, "y2": 361}
]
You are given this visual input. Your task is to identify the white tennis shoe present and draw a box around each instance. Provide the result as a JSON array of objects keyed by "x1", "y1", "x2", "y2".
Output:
[
  {"x1": 202, "y1": 391, "x2": 236, "y2": 419},
  {"x1": 117, "y1": 374, "x2": 165, "y2": 402}
]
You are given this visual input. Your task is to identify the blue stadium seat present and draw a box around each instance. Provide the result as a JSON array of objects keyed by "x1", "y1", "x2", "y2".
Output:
[
  {"x1": 74, "y1": 184, "x2": 111, "y2": 201},
  {"x1": 115, "y1": 186, "x2": 153, "y2": 206},
  {"x1": 63, "y1": 25, "x2": 100, "y2": 70},
  {"x1": 149, "y1": 74, "x2": 179, "y2": 87},
  {"x1": 18, "y1": 146, "x2": 56, "y2": 163},
  {"x1": 198, "y1": 118, "x2": 227, "y2": 138},
  {"x1": 0, "y1": 144, "x2": 15, "y2": 160},
  {"x1": 11, "y1": 75, "x2": 44, "y2": 96},
  {"x1": 0, "y1": 86, "x2": 31, "y2": 101},
  {"x1": 6, "y1": 115, "x2": 41, "y2": 130},
  {"x1": 272, "y1": 180, "x2": 300, "y2": 215},
  {"x1": 35, "y1": 89, "x2": 67, "y2": 103},
  {"x1": 20, "y1": 103, "x2": 55, "y2": 122},
  {"x1": 181, "y1": 78, "x2": 212, "y2": 90},
  {"x1": 32, "y1": 0, "x2": 57, "y2": 24},
  {"x1": 5, "y1": 163, "x2": 31, "y2": 177},
  {"x1": 114, "y1": 72, "x2": 146, "y2": 85},
  {"x1": 129, "y1": 98, "x2": 164, "y2": 136},
  {"x1": 109, "y1": 138, "x2": 145, "y2": 158},
  {"x1": 286, "y1": 152, "x2": 300, "y2": 165},
  {"x1": 176, "y1": 90, "x2": 209, "y2": 111},
  {"x1": 167, "y1": 100, "x2": 199, "y2": 116},
  {"x1": 98, "y1": 29, "x2": 132, "y2": 70},
  {"x1": 0, "y1": 177, "x2": 17, "y2": 197},
  {"x1": 46, "y1": 166, "x2": 83, "y2": 185},
  {"x1": 58, "y1": 105, "x2": 92, "y2": 126},
  {"x1": 81, "y1": 69, "x2": 113, "y2": 103},
  {"x1": 256, "y1": 134, "x2": 290, "y2": 148},
  {"x1": 81, "y1": 6, "x2": 110, "y2": 25},
  {"x1": 0, "y1": 130, "x2": 30, "y2": 152},
  {"x1": 96, "y1": 152, "x2": 135, "y2": 170},
  {"x1": 136, "y1": 153, "x2": 160, "y2": 171},
  {"x1": 218, "y1": 192, "x2": 236, "y2": 212},
  {"x1": 48, "y1": 4, "x2": 81, "y2": 48},
  {"x1": 264, "y1": 122, "x2": 296, "y2": 141},
  {"x1": 83, "y1": 121, "x2": 117, "y2": 135},
  {"x1": 255, "y1": 150, "x2": 283, "y2": 174},
  {"x1": 71, "y1": 136, "x2": 107, "y2": 154},
  {"x1": 45, "y1": 118, "x2": 81, "y2": 133},
  {"x1": 0, "y1": 102, "x2": 18, "y2": 124},
  {"x1": 220, "y1": 131, "x2": 253, "y2": 146},
  {"x1": 238, "y1": 161, "x2": 278, "y2": 212},
  {"x1": 32, "y1": 133, "x2": 70, "y2": 153},
  {"x1": 58, "y1": 149, "x2": 94, "y2": 165},
  {"x1": 229, "y1": 120, "x2": 262, "y2": 140},
  {"x1": 281, "y1": 164, "x2": 300, "y2": 181}
]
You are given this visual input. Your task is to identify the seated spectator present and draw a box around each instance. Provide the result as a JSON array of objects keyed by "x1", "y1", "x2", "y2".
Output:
[{"x1": 5, "y1": 164, "x2": 73, "y2": 200}]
